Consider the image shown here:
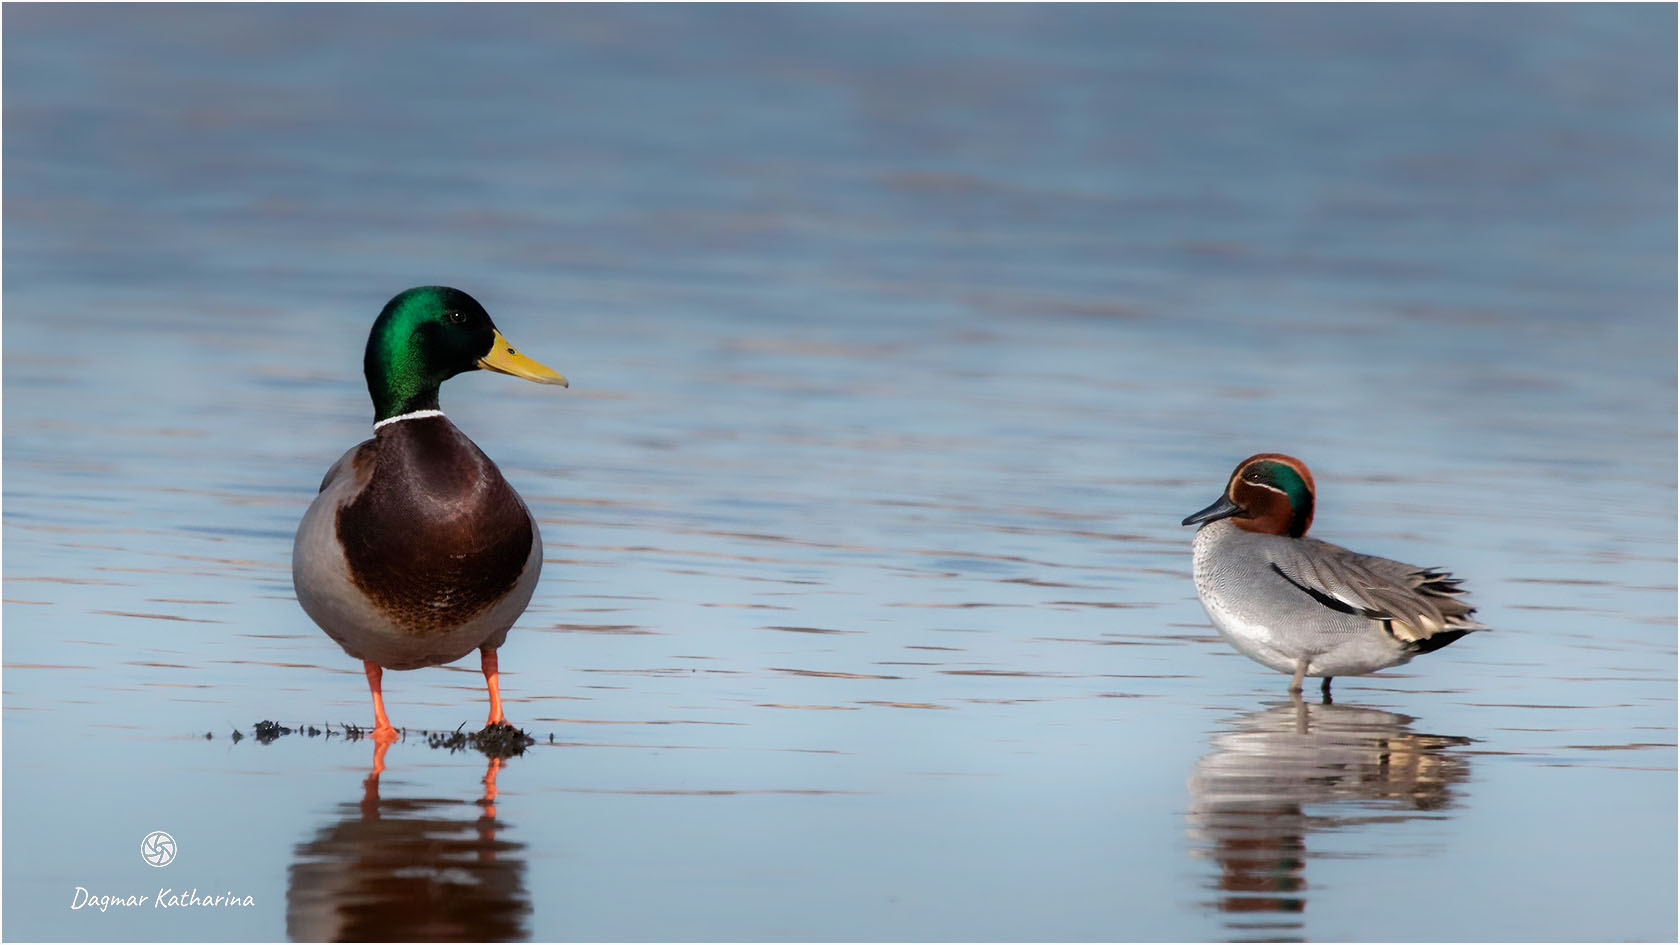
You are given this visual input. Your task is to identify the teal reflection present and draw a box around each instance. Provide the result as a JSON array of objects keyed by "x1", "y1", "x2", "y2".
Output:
[{"x1": 1187, "y1": 700, "x2": 1473, "y2": 942}]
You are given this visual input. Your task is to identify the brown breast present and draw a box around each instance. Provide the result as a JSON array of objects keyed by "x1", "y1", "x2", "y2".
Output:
[{"x1": 335, "y1": 416, "x2": 534, "y2": 636}]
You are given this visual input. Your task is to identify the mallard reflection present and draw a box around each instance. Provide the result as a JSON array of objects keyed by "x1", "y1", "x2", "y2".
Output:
[
  {"x1": 287, "y1": 741, "x2": 530, "y2": 942},
  {"x1": 1187, "y1": 699, "x2": 1472, "y2": 941}
]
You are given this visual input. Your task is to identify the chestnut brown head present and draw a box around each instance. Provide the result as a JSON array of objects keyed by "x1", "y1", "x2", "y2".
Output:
[{"x1": 1181, "y1": 453, "x2": 1316, "y2": 538}]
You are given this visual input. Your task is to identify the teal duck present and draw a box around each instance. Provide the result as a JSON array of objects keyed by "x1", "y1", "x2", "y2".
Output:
[{"x1": 1182, "y1": 453, "x2": 1484, "y2": 696}]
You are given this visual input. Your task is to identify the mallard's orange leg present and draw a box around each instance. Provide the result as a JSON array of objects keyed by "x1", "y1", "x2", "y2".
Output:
[
  {"x1": 481, "y1": 647, "x2": 506, "y2": 727},
  {"x1": 363, "y1": 660, "x2": 399, "y2": 743}
]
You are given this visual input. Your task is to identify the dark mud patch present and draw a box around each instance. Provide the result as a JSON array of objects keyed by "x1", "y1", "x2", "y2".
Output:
[
  {"x1": 225, "y1": 719, "x2": 540, "y2": 758},
  {"x1": 426, "y1": 721, "x2": 537, "y2": 757}
]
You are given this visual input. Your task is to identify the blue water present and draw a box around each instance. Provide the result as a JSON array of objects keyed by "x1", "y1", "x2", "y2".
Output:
[{"x1": 4, "y1": 5, "x2": 1675, "y2": 941}]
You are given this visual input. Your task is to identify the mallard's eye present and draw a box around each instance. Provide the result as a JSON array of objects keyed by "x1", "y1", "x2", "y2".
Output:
[{"x1": 448, "y1": 311, "x2": 467, "y2": 325}]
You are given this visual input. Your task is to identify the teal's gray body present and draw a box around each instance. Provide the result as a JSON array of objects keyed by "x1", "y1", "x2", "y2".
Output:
[{"x1": 1191, "y1": 519, "x2": 1482, "y2": 680}]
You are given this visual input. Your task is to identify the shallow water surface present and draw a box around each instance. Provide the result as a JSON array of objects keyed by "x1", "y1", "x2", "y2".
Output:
[{"x1": 4, "y1": 5, "x2": 1676, "y2": 942}]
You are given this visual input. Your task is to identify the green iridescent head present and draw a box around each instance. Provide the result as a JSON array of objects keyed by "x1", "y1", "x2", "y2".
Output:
[{"x1": 363, "y1": 286, "x2": 567, "y2": 422}]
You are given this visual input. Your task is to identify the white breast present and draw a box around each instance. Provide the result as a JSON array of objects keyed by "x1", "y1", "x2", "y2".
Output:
[{"x1": 1191, "y1": 523, "x2": 1299, "y2": 675}]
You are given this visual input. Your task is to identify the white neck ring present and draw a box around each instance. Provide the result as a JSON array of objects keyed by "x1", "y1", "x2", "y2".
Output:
[{"x1": 373, "y1": 408, "x2": 446, "y2": 431}]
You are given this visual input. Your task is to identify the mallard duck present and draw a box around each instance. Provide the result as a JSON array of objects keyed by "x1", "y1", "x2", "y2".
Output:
[
  {"x1": 1182, "y1": 453, "x2": 1484, "y2": 697},
  {"x1": 293, "y1": 286, "x2": 567, "y2": 740}
]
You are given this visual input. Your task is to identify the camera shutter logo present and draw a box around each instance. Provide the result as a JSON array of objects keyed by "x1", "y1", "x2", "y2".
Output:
[{"x1": 140, "y1": 831, "x2": 177, "y2": 868}]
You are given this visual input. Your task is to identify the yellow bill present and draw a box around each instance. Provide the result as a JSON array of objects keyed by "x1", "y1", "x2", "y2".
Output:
[{"x1": 478, "y1": 330, "x2": 569, "y2": 387}]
